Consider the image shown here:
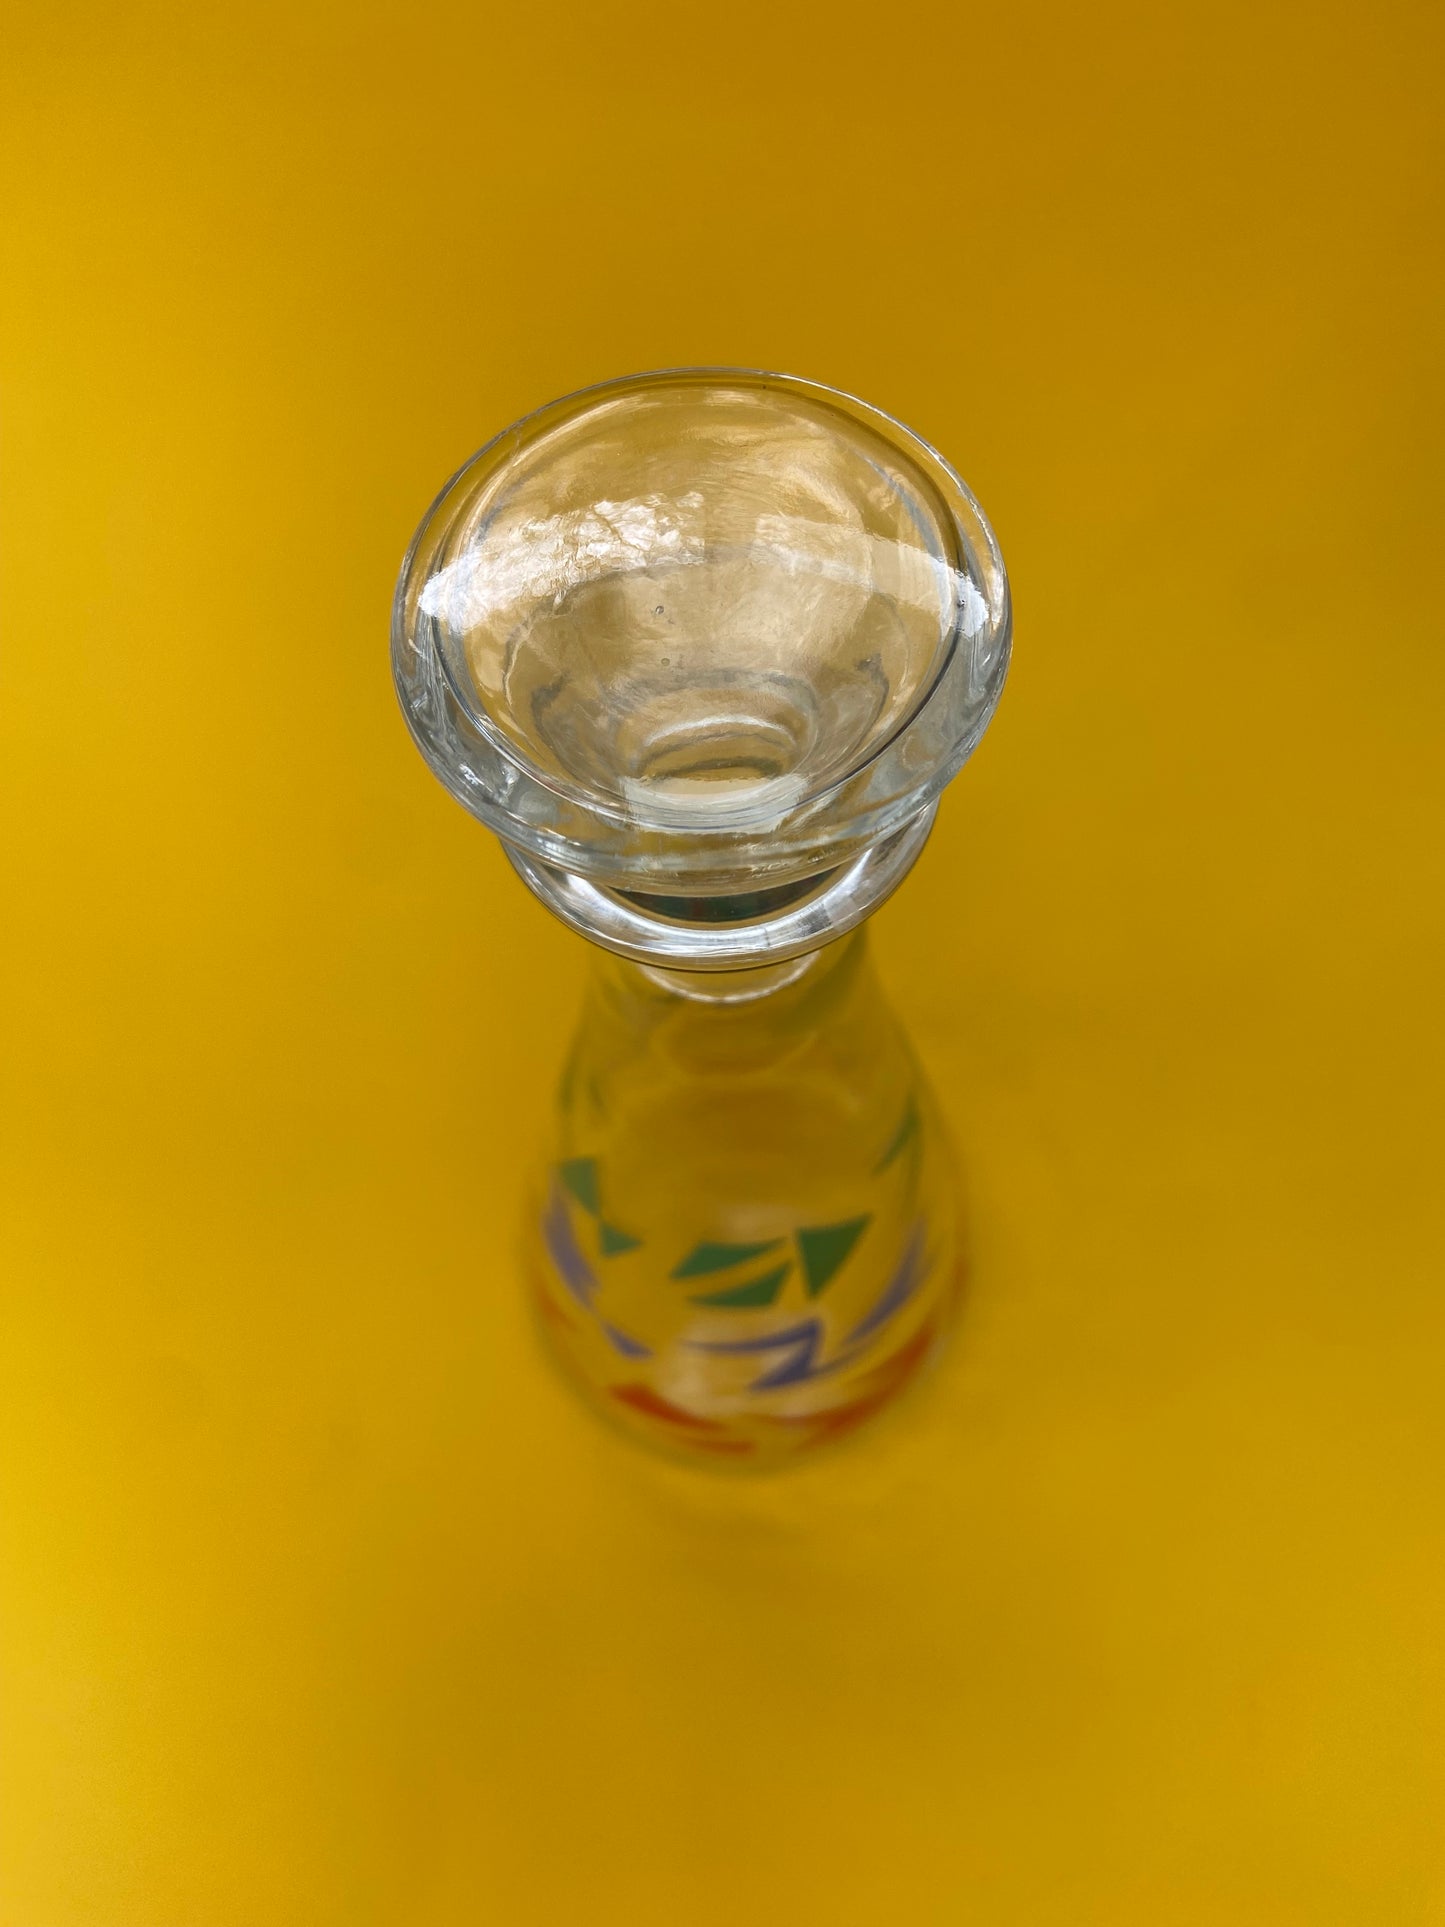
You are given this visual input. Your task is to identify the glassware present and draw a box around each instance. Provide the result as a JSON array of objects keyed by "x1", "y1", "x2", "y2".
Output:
[{"x1": 392, "y1": 370, "x2": 1011, "y2": 1463}]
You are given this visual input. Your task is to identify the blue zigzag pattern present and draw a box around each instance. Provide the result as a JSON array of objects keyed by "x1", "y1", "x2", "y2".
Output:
[{"x1": 690, "y1": 1228, "x2": 926, "y2": 1390}]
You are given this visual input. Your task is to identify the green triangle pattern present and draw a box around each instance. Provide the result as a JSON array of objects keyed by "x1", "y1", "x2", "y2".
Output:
[
  {"x1": 690, "y1": 1262, "x2": 792, "y2": 1309},
  {"x1": 670, "y1": 1237, "x2": 785, "y2": 1280},
  {"x1": 797, "y1": 1216, "x2": 870, "y2": 1298},
  {"x1": 599, "y1": 1221, "x2": 641, "y2": 1257},
  {"x1": 559, "y1": 1157, "x2": 600, "y2": 1216}
]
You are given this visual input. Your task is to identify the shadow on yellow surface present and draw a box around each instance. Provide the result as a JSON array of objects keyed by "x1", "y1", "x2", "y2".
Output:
[{"x1": 2, "y1": 1, "x2": 1443, "y2": 1921}]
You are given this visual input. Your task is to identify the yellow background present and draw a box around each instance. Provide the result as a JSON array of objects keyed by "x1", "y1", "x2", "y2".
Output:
[{"x1": 3, "y1": 2, "x2": 1443, "y2": 1920}]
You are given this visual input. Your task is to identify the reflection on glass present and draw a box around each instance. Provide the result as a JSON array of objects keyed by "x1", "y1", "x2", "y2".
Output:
[{"x1": 393, "y1": 370, "x2": 1010, "y2": 1462}]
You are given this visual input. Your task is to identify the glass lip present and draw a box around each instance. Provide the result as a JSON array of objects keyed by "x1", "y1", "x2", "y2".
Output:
[{"x1": 393, "y1": 366, "x2": 1012, "y2": 843}]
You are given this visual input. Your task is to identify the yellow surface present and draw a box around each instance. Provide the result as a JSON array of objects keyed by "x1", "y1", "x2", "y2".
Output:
[{"x1": 3, "y1": 2, "x2": 1443, "y2": 1920}]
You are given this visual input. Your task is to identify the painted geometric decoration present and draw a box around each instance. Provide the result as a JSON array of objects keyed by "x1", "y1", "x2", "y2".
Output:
[
  {"x1": 544, "y1": 1150, "x2": 927, "y2": 1396},
  {"x1": 559, "y1": 1157, "x2": 600, "y2": 1215},
  {"x1": 689, "y1": 1227, "x2": 927, "y2": 1391},
  {"x1": 546, "y1": 1159, "x2": 649, "y2": 1359},
  {"x1": 670, "y1": 1238, "x2": 784, "y2": 1279},
  {"x1": 558, "y1": 1155, "x2": 641, "y2": 1263},
  {"x1": 670, "y1": 1215, "x2": 872, "y2": 1309},
  {"x1": 689, "y1": 1261, "x2": 794, "y2": 1309},
  {"x1": 797, "y1": 1217, "x2": 869, "y2": 1296}
]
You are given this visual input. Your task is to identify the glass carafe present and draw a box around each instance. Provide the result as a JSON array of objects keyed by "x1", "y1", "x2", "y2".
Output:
[{"x1": 392, "y1": 370, "x2": 1011, "y2": 1463}]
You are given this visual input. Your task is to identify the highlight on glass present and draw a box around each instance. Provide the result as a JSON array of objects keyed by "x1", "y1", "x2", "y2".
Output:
[{"x1": 392, "y1": 370, "x2": 1011, "y2": 1463}]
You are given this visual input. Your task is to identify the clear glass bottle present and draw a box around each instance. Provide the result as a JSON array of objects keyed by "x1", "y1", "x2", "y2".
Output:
[{"x1": 392, "y1": 370, "x2": 1010, "y2": 1464}]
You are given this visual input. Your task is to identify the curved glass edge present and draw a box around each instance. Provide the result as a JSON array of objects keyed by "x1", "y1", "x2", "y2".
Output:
[
  {"x1": 390, "y1": 368, "x2": 1011, "y2": 892},
  {"x1": 504, "y1": 807, "x2": 937, "y2": 969}
]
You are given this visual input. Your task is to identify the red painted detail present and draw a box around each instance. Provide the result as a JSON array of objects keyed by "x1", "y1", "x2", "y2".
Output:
[
  {"x1": 535, "y1": 1287, "x2": 576, "y2": 1330},
  {"x1": 610, "y1": 1382, "x2": 727, "y2": 1431},
  {"x1": 755, "y1": 1319, "x2": 941, "y2": 1443},
  {"x1": 860, "y1": 1318, "x2": 937, "y2": 1390},
  {"x1": 807, "y1": 1381, "x2": 905, "y2": 1442}
]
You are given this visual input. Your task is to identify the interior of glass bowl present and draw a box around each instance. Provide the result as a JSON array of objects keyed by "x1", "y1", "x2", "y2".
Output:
[{"x1": 417, "y1": 377, "x2": 965, "y2": 831}]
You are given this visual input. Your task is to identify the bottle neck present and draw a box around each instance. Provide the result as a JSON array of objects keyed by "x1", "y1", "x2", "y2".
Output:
[
  {"x1": 635, "y1": 947, "x2": 834, "y2": 1006},
  {"x1": 584, "y1": 927, "x2": 873, "y2": 1040},
  {"x1": 504, "y1": 805, "x2": 936, "y2": 972}
]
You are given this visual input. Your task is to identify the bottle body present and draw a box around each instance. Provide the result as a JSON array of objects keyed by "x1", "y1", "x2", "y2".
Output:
[
  {"x1": 528, "y1": 932, "x2": 958, "y2": 1464},
  {"x1": 393, "y1": 371, "x2": 1011, "y2": 1466}
]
